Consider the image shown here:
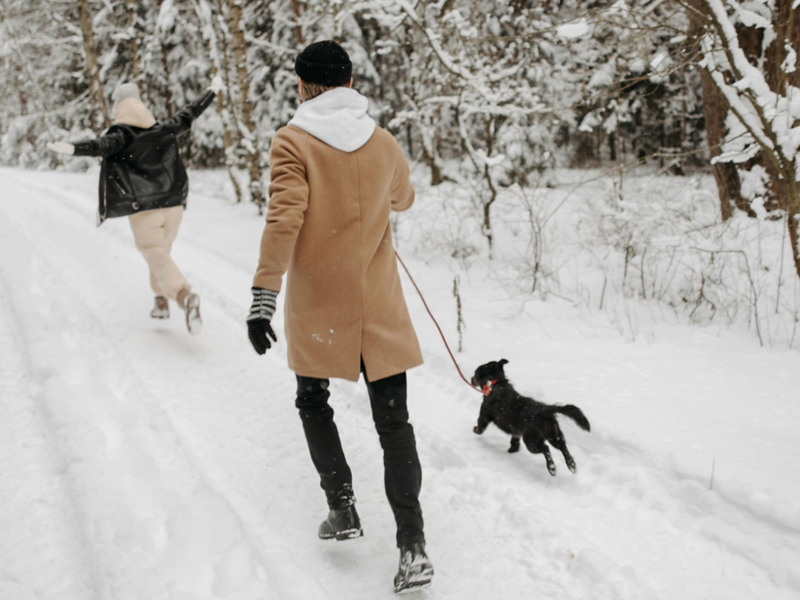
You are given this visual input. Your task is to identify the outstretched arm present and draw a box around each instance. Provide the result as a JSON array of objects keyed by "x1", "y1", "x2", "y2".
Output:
[
  {"x1": 161, "y1": 85, "x2": 218, "y2": 138},
  {"x1": 71, "y1": 129, "x2": 130, "y2": 158},
  {"x1": 47, "y1": 128, "x2": 130, "y2": 159}
]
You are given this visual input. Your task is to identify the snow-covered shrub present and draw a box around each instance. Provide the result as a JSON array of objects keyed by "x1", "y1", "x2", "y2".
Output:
[
  {"x1": 393, "y1": 178, "x2": 483, "y2": 268},
  {"x1": 575, "y1": 174, "x2": 800, "y2": 346},
  {"x1": 401, "y1": 167, "x2": 800, "y2": 347}
]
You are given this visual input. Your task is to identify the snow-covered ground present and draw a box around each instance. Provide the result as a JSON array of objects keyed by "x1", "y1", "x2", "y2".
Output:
[{"x1": 1, "y1": 167, "x2": 798, "y2": 600}]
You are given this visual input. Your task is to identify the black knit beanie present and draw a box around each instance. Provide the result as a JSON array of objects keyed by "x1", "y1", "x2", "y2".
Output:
[{"x1": 295, "y1": 40, "x2": 352, "y2": 87}]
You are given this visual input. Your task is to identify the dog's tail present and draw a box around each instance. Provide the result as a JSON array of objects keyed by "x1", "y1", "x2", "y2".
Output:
[{"x1": 553, "y1": 405, "x2": 591, "y2": 432}]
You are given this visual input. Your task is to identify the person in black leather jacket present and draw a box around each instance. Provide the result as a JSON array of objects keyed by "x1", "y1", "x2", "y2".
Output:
[{"x1": 48, "y1": 78, "x2": 222, "y2": 334}]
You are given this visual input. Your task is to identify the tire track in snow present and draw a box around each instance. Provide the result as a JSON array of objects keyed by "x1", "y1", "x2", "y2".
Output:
[
  {"x1": 0, "y1": 176, "x2": 332, "y2": 600},
  {"x1": 0, "y1": 276, "x2": 97, "y2": 600}
]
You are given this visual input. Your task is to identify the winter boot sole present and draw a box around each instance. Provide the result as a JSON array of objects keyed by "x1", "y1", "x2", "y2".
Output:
[
  {"x1": 394, "y1": 559, "x2": 433, "y2": 594},
  {"x1": 319, "y1": 527, "x2": 364, "y2": 541},
  {"x1": 395, "y1": 580, "x2": 432, "y2": 595},
  {"x1": 394, "y1": 567, "x2": 433, "y2": 595}
]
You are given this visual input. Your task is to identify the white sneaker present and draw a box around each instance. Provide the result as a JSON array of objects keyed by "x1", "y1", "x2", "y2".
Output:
[{"x1": 183, "y1": 293, "x2": 202, "y2": 335}]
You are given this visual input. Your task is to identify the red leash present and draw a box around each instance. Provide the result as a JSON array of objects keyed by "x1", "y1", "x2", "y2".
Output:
[{"x1": 395, "y1": 251, "x2": 481, "y2": 393}]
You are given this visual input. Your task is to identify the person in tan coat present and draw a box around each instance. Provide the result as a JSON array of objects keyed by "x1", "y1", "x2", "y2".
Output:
[{"x1": 247, "y1": 40, "x2": 433, "y2": 594}]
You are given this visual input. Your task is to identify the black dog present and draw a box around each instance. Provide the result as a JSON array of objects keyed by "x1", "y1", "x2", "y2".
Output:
[{"x1": 471, "y1": 359, "x2": 590, "y2": 476}]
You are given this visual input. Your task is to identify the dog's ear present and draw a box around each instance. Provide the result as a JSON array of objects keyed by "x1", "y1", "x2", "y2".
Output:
[{"x1": 499, "y1": 359, "x2": 509, "y2": 366}]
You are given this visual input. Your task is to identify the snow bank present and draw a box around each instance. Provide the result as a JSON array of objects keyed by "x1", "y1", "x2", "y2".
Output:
[{"x1": 1, "y1": 167, "x2": 799, "y2": 599}]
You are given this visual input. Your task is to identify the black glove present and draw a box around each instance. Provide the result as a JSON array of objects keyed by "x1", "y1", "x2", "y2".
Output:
[{"x1": 247, "y1": 287, "x2": 278, "y2": 355}]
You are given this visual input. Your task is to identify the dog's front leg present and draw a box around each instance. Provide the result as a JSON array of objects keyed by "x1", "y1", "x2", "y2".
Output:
[
  {"x1": 508, "y1": 435, "x2": 521, "y2": 453},
  {"x1": 474, "y1": 403, "x2": 491, "y2": 435}
]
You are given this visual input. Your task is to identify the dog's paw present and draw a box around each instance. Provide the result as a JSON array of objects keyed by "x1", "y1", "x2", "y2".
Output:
[
  {"x1": 566, "y1": 457, "x2": 577, "y2": 473},
  {"x1": 507, "y1": 446, "x2": 520, "y2": 453},
  {"x1": 546, "y1": 459, "x2": 557, "y2": 476},
  {"x1": 473, "y1": 426, "x2": 484, "y2": 435}
]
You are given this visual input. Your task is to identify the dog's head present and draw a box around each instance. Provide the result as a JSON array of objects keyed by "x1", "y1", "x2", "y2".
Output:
[{"x1": 471, "y1": 359, "x2": 509, "y2": 388}]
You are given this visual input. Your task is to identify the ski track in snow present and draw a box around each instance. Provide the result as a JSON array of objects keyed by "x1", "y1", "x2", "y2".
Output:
[{"x1": 1, "y1": 168, "x2": 799, "y2": 600}]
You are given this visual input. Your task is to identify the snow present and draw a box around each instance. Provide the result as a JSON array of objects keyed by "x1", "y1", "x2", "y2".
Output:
[
  {"x1": 1, "y1": 167, "x2": 800, "y2": 599},
  {"x1": 557, "y1": 20, "x2": 590, "y2": 40}
]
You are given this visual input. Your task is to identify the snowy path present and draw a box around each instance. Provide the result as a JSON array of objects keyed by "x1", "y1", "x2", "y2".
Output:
[{"x1": 1, "y1": 168, "x2": 798, "y2": 600}]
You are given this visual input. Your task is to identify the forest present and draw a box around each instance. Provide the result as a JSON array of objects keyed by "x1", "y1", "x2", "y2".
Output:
[{"x1": 3, "y1": 0, "x2": 800, "y2": 345}]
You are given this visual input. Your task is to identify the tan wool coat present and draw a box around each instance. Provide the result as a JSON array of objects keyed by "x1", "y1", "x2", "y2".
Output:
[{"x1": 253, "y1": 125, "x2": 424, "y2": 382}]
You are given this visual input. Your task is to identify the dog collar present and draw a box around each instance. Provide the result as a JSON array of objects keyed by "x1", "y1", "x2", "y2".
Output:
[{"x1": 482, "y1": 379, "x2": 498, "y2": 397}]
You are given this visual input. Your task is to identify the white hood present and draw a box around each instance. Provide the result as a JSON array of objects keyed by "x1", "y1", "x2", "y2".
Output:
[{"x1": 288, "y1": 87, "x2": 376, "y2": 153}]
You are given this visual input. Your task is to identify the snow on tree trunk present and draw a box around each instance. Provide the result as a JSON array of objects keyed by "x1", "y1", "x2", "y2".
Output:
[
  {"x1": 696, "y1": 59, "x2": 748, "y2": 219},
  {"x1": 194, "y1": 0, "x2": 242, "y2": 202},
  {"x1": 125, "y1": 0, "x2": 145, "y2": 98},
  {"x1": 78, "y1": 0, "x2": 110, "y2": 128},
  {"x1": 156, "y1": 0, "x2": 174, "y2": 118},
  {"x1": 690, "y1": 0, "x2": 800, "y2": 281},
  {"x1": 291, "y1": 0, "x2": 304, "y2": 47},
  {"x1": 224, "y1": 0, "x2": 265, "y2": 210}
]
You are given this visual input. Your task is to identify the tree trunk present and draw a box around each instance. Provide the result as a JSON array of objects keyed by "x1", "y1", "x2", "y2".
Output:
[
  {"x1": 213, "y1": 1, "x2": 247, "y2": 199},
  {"x1": 480, "y1": 118, "x2": 498, "y2": 259},
  {"x1": 692, "y1": 0, "x2": 800, "y2": 280},
  {"x1": 213, "y1": 3, "x2": 241, "y2": 142},
  {"x1": 196, "y1": 0, "x2": 241, "y2": 202},
  {"x1": 156, "y1": 0, "x2": 174, "y2": 118},
  {"x1": 687, "y1": 0, "x2": 749, "y2": 220},
  {"x1": 781, "y1": 184, "x2": 800, "y2": 282},
  {"x1": 765, "y1": 0, "x2": 800, "y2": 93},
  {"x1": 224, "y1": 0, "x2": 265, "y2": 209},
  {"x1": 125, "y1": 0, "x2": 145, "y2": 97},
  {"x1": 787, "y1": 216, "x2": 800, "y2": 284},
  {"x1": 291, "y1": 0, "x2": 304, "y2": 47},
  {"x1": 15, "y1": 64, "x2": 28, "y2": 115},
  {"x1": 698, "y1": 68, "x2": 748, "y2": 220},
  {"x1": 421, "y1": 144, "x2": 442, "y2": 186},
  {"x1": 161, "y1": 42, "x2": 173, "y2": 117},
  {"x1": 768, "y1": 0, "x2": 800, "y2": 280},
  {"x1": 78, "y1": 0, "x2": 110, "y2": 128}
]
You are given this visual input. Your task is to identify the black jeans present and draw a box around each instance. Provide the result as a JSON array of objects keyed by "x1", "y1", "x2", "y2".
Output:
[{"x1": 295, "y1": 364, "x2": 424, "y2": 547}]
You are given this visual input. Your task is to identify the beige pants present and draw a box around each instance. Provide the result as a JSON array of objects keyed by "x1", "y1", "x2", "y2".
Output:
[{"x1": 128, "y1": 206, "x2": 190, "y2": 301}]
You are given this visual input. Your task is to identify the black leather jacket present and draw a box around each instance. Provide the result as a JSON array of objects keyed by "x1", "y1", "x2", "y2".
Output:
[{"x1": 74, "y1": 90, "x2": 216, "y2": 225}]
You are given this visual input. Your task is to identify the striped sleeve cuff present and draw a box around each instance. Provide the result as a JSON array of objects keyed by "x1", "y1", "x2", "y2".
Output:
[{"x1": 247, "y1": 287, "x2": 278, "y2": 321}]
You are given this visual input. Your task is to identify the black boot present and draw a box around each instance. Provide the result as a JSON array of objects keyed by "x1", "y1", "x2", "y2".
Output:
[
  {"x1": 318, "y1": 504, "x2": 363, "y2": 541},
  {"x1": 393, "y1": 541, "x2": 433, "y2": 594}
]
